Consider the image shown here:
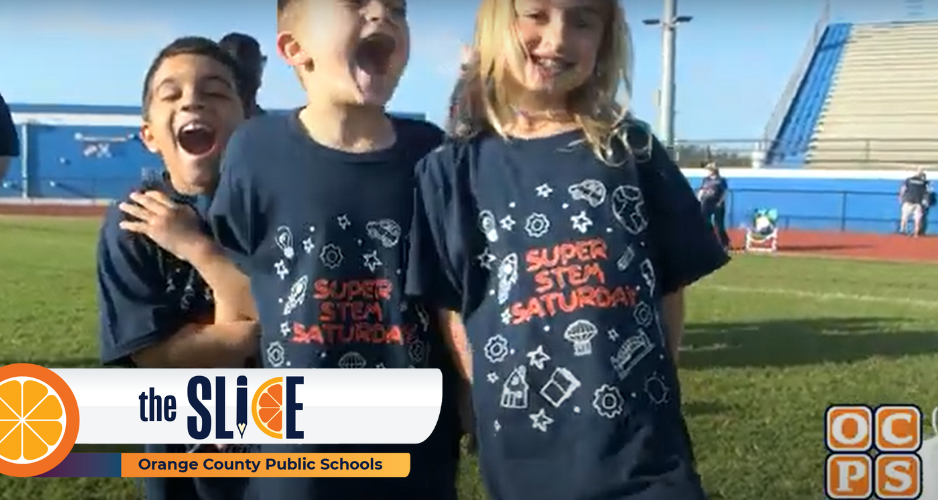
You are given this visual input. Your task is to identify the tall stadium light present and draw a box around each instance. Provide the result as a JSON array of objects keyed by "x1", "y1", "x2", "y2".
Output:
[{"x1": 643, "y1": 0, "x2": 692, "y2": 150}]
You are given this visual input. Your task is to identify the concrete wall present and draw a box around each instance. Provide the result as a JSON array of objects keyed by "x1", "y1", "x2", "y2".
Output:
[
  {"x1": 683, "y1": 168, "x2": 933, "y2": 233},
  {"x1": 1, "y1": 104, "x2": 426, "y2": 200}
]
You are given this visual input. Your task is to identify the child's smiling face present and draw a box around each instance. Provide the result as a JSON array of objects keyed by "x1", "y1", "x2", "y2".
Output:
[
  {"x1": 507, "y1": 0, "x2": 607, "y2": 99},
  {"x1": 141, "y1": 54, "x2": 245, "y2": 195}
]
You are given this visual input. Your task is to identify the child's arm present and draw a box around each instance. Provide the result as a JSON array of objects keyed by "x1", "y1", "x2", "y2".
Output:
[
  {"x1": 405, "y1": 146, "x2": 476, "y2": 379},
  {"x1": 640, "y1": 136, "x2": 730, "y2": 361},
  {"x1": 438, "y1": 309, "x2": 471, "y2": 381},
  {"x1": 97, "y1": 209, "x2": 258, "y2": 368},
  {"x1": 118, "y1": 190, "x2": 256, "y2": 321},
  {"x1": 660, "y1": 289, "x2": 685, "y2": 362}
]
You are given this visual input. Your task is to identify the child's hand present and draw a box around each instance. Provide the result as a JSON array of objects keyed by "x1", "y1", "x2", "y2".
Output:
[{"x1": 119, "y1": 191, "x2": 208, "y2": 261}]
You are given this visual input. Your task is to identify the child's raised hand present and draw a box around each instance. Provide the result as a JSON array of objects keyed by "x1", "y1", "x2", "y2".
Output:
[{"x1": 118, "y1": 190, "x2": 207, "y2": 261}]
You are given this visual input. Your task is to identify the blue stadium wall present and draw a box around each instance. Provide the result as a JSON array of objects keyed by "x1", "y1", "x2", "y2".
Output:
[{"x1": 1, "y1": 103, "x2": 426, "y2": 200}]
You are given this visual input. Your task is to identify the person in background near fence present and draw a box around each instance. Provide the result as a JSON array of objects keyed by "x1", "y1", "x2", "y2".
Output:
[
  {"x1": 697, "y1": 162, "x2": 731, "y2": 250},
  {"x1": 95, "y1": 36, "x2": 257, "y2": 500},
  {"x1": 219, "y1": 32, "x2": 266, "y2": 117},
  {"x1": 0, "y1": 90, "x2": 19, "y2": 183},
  {"x1": 899, "y1": 167, "x2": 931, "y2": 237}
]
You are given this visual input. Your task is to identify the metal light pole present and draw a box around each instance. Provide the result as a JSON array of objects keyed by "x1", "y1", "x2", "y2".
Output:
[{"x1": 643, "y1": 0, "x2": 692, "y2": 150}]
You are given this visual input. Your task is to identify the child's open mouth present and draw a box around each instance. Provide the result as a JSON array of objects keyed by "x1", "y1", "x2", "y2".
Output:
[
  {"x1": 176, "y1": 121, "x2": 217, "y2": 157},
  {"x1": 355, "y1": 32, "x2": 396, "y2": 77},
  {"x1": 530, "y1": 56, "x2": 575, "y2": 79}
]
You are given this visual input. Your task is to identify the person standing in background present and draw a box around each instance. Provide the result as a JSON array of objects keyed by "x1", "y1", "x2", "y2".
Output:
[
  {"x1": 698, "y1": 162, "x2": 731, "y2": 250},
  {"x1": 218, "y1": 32, "x2": 266, "y2": 117},
  {"x1": 899, "y1": 167, "x2": 931, "y2": 236},
  {"x1": 0, "y1": 90, "x2": 19, "y2": 183}
]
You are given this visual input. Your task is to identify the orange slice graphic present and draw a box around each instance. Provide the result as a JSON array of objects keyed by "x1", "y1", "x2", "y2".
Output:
[
  {"x1": 0, "y1": 364, "x2": 79, "y2": 478},
  {"x1": 251, "y1": 377, "x2": 284, "y2": 439}
]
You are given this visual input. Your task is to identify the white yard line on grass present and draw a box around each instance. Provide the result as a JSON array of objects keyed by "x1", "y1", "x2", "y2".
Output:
[{"x1": 698, "y1": 284, "x2": 938, "y2": 309}]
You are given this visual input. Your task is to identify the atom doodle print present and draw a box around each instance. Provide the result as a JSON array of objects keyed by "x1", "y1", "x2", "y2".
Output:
[{"x1": 472, "y1": 177, "x2": 674, "y2": 436}]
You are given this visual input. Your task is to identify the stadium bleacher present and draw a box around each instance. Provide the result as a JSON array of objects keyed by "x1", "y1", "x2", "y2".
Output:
[{"x1": 769, "y1": 20, "x2": 938, "y2": 169}]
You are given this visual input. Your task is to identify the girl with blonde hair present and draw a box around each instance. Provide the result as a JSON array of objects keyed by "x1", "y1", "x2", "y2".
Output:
[{"x1": 407, "y1": 1, "x2": 728, "y2": 498}]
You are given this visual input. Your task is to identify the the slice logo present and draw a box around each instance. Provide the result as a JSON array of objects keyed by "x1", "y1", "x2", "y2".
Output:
[
  {"x1": 0, "y1": 364, "x2": 79, "y2": 477},
  {"x1": 824, "y1": 405, "x2": 922, "y2": 499}
]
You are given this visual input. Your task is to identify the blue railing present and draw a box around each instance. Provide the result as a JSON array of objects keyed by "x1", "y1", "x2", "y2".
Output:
[
  {"x1": 768, "y1": 23, "x2": 852, "y2": 167},
  {"x1": 762, "y1": 2, "x2": 831, "y2": 147}
]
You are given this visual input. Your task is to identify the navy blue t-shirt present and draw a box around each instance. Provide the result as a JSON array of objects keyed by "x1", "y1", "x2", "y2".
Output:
[
  {"x1": 0, "y1": 91, "x2": 19, "y2": 157},
  {"x1": 407, "y1": 126, "x2": 729, "y2": 500},
  {"x1": 902, "y1": 175, "x2": 929, "y2": 204},
  {"x1": 698, "y1": 174, "x2": 727, "y2": 209},
  {"x1": 208, "y1": 112, "x2": 461, "y2": 500},
  {"x1": 96, "y1": 174, "x2": 250, "y2": 500}
]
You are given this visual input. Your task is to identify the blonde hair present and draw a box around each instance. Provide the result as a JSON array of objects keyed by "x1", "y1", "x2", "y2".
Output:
[{"x1": 461, "y1": 0, "x2": 636, "y2": 163}]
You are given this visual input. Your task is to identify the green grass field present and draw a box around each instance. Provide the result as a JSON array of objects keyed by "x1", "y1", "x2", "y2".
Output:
[{"x1": 1, "y1": 215, "x2": 937, "y2": 500}]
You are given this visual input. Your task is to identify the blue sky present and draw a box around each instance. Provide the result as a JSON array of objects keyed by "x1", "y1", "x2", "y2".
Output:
[{"x1": 0, "y1": 0, "x2": 931, "y2": 140}]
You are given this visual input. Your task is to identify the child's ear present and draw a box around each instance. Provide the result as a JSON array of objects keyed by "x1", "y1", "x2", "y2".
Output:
[
  {"x1": 276, "y1": 31, "x2": 312, "y2": 68},
  {"x1": 139, "y1": 123, "x2": 159, "y2": 154}
]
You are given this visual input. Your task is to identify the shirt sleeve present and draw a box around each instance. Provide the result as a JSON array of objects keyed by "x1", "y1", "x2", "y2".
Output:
[
  {"x1": 0, "y1": 92, "x2": 19, "y2": 157},
  {"x1": 639, "y1": 137, "x2": 730, "y2": 295},
  {"x1": 405, "y1": 145, "x2": 473, "y2": 313},
  {"x1": 96, "y1": 208, "x2": 188, "y2": 365},
  {"x1": 208, "y1": 129, "x2": 256, "y2": 272}
]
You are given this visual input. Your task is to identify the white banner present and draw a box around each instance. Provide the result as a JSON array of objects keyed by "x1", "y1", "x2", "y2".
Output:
[{"x1": 54, "y1": 369, "x2": 442, "y2": 445}]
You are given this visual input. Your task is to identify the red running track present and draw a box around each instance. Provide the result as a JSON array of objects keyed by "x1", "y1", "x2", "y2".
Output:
[{"x1": 727, "y1": 229, "x2": 938, "y2": 264}]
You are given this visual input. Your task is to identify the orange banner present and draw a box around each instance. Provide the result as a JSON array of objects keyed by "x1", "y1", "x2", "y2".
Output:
[{"x1": 121, "y1": 453, "x2": 410, "y2": 478}]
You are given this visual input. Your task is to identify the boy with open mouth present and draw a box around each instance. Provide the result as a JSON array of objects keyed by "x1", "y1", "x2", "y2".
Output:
[
  {"x1": 208, "y1": 1, "x2": 463, "y2": 499},
  {"x1": 97, "y1": 36, "x2": 257, "y2": 500}
]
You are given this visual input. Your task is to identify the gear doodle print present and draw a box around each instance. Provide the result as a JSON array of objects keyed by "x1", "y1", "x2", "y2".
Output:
[
  {"x1": 275, "y1": 226, "x2": 295, "y2": 259},
  {"x1": 524, "y1": 213, "x2": 550, "y2": 238},
  {"x1": 365, "y1": 219, "x2": 401, "y2": 248},
  {"x1": 479, "y1": 210, "x2": 499, "y2": 242},
  {"x1": 319, "y1": 243, "x2": 343, "y2": 269},
  {"x1": 592, "y1": 384, "x2": 625, "y2": 418},
  {"x1": 633, "y1": 302, "x2": 654, "y2": 328},
  {"x1": 500, "y1": 366, "x2": 529, "y2": 409},
  {"x1": 610, "y1": 185, "x2": 648, "y2": 234},
  {"x1": 496, "y1": 254, "x2": 519, "y2": 304},
  {"x1": 568, "y1": 179, "x2": 607, "y2": 207},
  {"x1": 484, "y1": 335, "x2": 510, "y2": 363},
  {"x1": 266, "y1": 341, "x2": 286, "y2": 367},
  {"x1": 282, "y1": 275, "x2": 309, "y2": 315}
]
